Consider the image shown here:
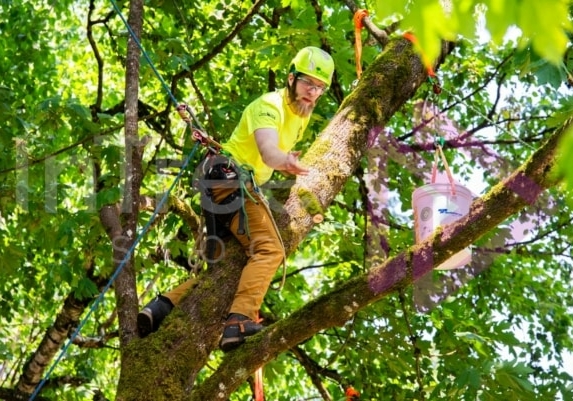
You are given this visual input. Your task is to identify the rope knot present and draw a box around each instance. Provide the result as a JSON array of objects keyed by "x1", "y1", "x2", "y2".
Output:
[{"x1": 176, "y1": 103, "x2": 191, "y2": 123}]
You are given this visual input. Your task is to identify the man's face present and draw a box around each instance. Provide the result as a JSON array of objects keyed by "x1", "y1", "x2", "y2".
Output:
[{"x1": 287, "y1": 73, "x2": 327, "y2": 117}]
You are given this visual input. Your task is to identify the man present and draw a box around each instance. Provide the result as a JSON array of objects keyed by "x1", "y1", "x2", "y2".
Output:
[{"x1": 138, "y1": 46, "x2": 335, "y2": 351}]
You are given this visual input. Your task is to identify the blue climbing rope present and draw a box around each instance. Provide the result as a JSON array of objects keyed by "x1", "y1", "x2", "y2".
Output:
[
  {"x1": 28, "y1": 1, "x2": 208, "y2": 399},
  {"x1": 109, "y1": 0, "x2": 206, "y2": 133}
]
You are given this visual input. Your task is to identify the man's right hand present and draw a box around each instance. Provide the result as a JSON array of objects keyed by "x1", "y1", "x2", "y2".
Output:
[
  {"x1": 282, "y1": 151, "x2": 309, "y2": 176},
  {"x1": 255, "y1": 129, "x2": 309, "y2": 175}
]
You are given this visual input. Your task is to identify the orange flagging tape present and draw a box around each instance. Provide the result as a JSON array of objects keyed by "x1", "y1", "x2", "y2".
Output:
[
  {"x1": 346, "y1": 386, "x2": 361, "y2": 400},
  {"x1": 353, "y1": 9, "x2": 369, "y2": 79}
]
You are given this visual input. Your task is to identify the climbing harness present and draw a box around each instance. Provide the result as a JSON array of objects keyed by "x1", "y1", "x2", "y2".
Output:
[
  {"x1": 194, "y1": 152, "x2": 249, "y2": 260},
  {"x1": 194, "y1": 151, "x2": 288, "y2": 290}
]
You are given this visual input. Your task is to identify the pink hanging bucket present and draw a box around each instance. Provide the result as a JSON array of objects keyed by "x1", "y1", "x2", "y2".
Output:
[{"x1": 412, "y1": 145, "x2": 472, "y2": 269}]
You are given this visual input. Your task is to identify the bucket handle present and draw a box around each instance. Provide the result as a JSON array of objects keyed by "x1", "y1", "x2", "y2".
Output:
[{"x1": 431, "y1": 144, "x2": 456, "y2": 196}]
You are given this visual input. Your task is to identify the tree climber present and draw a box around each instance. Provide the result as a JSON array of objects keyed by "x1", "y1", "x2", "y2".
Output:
[{"x1": 137, "y1": 46, "x2": 335, "y2": 351}]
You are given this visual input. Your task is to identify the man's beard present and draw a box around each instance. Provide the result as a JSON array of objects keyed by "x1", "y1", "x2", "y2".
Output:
[{"x1": 288, "y1": 85, "x2": 315, "y2": 117}]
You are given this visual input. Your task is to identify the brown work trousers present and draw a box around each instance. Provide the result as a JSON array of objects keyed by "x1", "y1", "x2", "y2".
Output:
[{"x1": 164, "y1": 184, "x2": 284, "y2": 321}]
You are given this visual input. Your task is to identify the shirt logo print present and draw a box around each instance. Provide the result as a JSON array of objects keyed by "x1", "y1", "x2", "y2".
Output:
[{"x1": 259, "y1": 112, "x2": 276, "y2": 120}]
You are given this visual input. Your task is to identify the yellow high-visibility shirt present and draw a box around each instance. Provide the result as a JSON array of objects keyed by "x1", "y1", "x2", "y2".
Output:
[{"x1": 223, "y1": 88, "x2": 309, "y2": 186}]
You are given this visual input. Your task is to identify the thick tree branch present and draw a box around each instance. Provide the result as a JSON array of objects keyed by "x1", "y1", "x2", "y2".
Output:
[{"x1": 15, "y1": 261, "x2": 107, "y2": 395}]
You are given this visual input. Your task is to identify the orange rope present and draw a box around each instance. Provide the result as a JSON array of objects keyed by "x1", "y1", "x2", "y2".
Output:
[
  {"x1": 254, "y1": 366, "x2": 264, "y2": 401},
  {"x1": 431, "y1": 145, "x2": 456, "y2": 195},
  {"x1": 254, "y1": 310, "x2": 264, "y2": 401},
  {"x1": 353, "y1": 9, "x2": 369, "y2": 80}
]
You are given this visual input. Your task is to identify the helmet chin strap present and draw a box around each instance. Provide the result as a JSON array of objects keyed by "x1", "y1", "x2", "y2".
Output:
[{"x1": 284, "y1": 77, "x2": 295, "y2": 101}]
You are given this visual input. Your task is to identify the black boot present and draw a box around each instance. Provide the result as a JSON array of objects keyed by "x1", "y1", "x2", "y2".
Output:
[
  {"x1": 137, "y1": 295, "x2": 174, "y2": 337},
  {"x1": 219, "y1": 313, "x2": 263, "y2": 352}
]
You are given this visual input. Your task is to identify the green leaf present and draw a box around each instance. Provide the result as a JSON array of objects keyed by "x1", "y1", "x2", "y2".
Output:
[
  {"x1": 534, "y1": 60, "x2": 568, "y2": 88},
  {"x1": 455, "y1": 367, "x2": 481, "y2": 390},
  {"x1": 484, "y1": 0, "x2": 518, "y2": 44},
  {"x1": 401, "y1": 0, "x2": 457, "y2": 64},
  {"x1": 372, "y1": 0, "x2": 409, "y2": 19},
  {"x1": 518, "y1": 0, "x2": 572, "y2": 64},
  {"x1": 557, "y1": 125, "x2": 573, "y2": 198},
  {"x1": 455, "y1": 331, "x2": 492, "y2": 356},
  {"x1": 495, "y1": 361, "x2": 535, "y2": 393},
  {"x1": 74, "y1": 277, "x2": 99, "y2": 300}
]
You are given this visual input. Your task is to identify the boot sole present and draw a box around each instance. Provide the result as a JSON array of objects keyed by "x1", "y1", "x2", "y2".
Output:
[{"x1": 219, "y1": 336, "x2": 244, "y2": 352}]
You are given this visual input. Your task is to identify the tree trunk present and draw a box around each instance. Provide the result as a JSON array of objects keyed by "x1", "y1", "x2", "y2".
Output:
[{"x1": 114, "y1": 0, "x2": 144, "y2": 350}]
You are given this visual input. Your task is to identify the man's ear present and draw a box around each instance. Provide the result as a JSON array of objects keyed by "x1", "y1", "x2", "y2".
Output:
[{"x1": 287, "y1": 72, "x2": 295, "y2": 87}]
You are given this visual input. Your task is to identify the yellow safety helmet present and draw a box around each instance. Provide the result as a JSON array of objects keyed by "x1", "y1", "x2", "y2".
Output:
[{"x1": 290, "y1": 46, "x2": 334, "y2": 86}]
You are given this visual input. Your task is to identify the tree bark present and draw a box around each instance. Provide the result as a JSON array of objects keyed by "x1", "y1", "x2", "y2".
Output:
[
  {"x1": 15, "y1": 293, "x2": 94, "y2": 395},
  {"x1": 114, "y1": 0, "x2": 144, "y2": 350}
]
